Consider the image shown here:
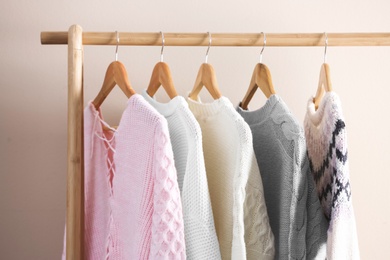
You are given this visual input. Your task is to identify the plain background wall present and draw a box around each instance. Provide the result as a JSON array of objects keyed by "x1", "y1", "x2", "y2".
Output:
[{"x1": 1, "y1": 0, "x2": 389, "y2": 259}]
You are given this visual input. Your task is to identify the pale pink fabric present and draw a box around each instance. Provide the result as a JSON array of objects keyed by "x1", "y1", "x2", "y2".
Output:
[{"x1": 62, "y1": 94, "x2": 186, "y2": 259}]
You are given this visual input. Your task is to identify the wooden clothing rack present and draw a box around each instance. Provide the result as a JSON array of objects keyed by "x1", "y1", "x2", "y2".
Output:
[{"x1": 40, "y1": 24, "x2": 390, "y2": 260}]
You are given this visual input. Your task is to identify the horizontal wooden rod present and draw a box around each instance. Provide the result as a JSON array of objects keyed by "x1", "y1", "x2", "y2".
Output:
[{"x1": 41, "y1": 31, "x2": 390, "y2": 46}]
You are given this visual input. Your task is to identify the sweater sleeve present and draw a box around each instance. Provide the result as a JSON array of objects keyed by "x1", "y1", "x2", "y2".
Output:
[
  {"x1": 301, "y1": 143, "x2": 328, "y2": 259},
  {"x1": 151, "y1": 119, "x2": 186, "y2": 259},
  {"x1": 244, "y1": 152, "x2": 275, "y2": 260},
  {"x1": 181, "y1": 115, "x2": 221, "y2": 259},
  {"x1": 327, "y1": 118, "x2": 360, "y2": 260}
]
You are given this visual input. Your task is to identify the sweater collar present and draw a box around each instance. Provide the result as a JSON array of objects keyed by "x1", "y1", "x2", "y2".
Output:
[
  {"x1": 141, "y1": 89, "x2": 183, "y2": 117},
  {"x1": 236, "y1": 94, "x2": 280, "y2": 125},
  {"x1": 305, "y1": 91, "x2": 339, "y2": 128},
  {"x1": 187, "y1": 96, "x2": 231, "y2": 118}
]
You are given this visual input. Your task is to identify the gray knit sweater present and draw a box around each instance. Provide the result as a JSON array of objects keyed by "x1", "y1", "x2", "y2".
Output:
[{"x1": 237, "y1": 95, "x2": 327, "y2": 259}]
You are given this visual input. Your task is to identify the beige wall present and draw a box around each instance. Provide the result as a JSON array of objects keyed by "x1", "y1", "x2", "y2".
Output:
[{"x1": 1, "y1": 0, "x2": 389, "y2": 259}]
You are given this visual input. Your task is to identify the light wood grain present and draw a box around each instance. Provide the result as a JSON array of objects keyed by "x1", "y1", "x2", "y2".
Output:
[
  {"x1": 240, "y1": 63, "x2": 276, "y2": 110},
  {"x1": 66, "y1": 24, "x2": 84, "y2": 260},
  {"x1": 93, "y1": 60, "x2": 136, "y2": 109},
  {"x1": 41, "y1": 32, "x2": 390, "y2": 46},
  {"x1": 314, "y1": 63, "x2": 332, "y2": 110},
  {"x1": 146, "y1": 61, "x2": 178, "y2": 99},
  {"x1": 189, "y1": 63, "x2": 222, "y2": 100}
]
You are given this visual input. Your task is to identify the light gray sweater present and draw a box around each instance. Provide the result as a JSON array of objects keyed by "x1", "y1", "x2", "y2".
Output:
[{"x1": 237, "y1": 95, "x2": 327, "y2": 259}]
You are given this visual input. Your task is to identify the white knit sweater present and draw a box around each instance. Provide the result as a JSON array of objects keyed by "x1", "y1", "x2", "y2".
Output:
[
  {"x1": 142, "y1": 90, "x2": 221, "y2": 259},
  {"x1": 188, "y1": 96, "x2": 274, "y2": 260},
  {"x1": 304, "y1": 92, "x2": 360, "y2": 259}
]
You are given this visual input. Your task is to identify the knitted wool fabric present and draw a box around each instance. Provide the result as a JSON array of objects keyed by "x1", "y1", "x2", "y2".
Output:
[
  {"x1": 188, "y1": 96, "x2": 274, "y2": 260},
  {"x1": 61, "y1": 100, "x2": 116, "y2": 260},
  {"x1": 237, "y1": 94, "x2": 328, "y2": 259},
  {"x1": 142, "y1": 90, "x2": 221, "y2": 260},
  {"x1": 304, "y1": 92, "x2": 360, "y2": 259},
  {"x1": 108, "y1": 94, "x2": 186, "y2": 259}
]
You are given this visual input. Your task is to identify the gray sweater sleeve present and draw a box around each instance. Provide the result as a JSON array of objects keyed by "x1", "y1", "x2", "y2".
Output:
[{"x1": 300, "y1": 138, "x2": 328, "y2": 259}]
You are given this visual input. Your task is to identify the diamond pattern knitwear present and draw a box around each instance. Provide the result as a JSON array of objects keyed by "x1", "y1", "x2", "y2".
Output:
[{"x1": 63, "y1": 94, "x2": 186, "y2": 259}]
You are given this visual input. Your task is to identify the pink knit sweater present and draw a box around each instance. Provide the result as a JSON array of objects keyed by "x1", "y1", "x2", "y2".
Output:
[{"x1": 62, "y1": 94, "x2": 186, "y2": 259}]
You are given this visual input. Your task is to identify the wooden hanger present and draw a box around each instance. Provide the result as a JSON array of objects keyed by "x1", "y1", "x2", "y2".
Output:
[
  {"x1": 313, "y1": 63, "x2": 332, "y2": 109},
  {"x1": 240, "y1": 32, "x2": 275, "y2": 110},
  {"x1": 145, "y1": 32, "x2": 178, "y2": 99},
  {"x1": 92, "y1": 60, "x2": 136, "y2": 109},
  {"x1": 313, "y1": 33, "x2": 333, "y2": 110},
  {"x1": 146, "y1": 61, "x2": 178, "y2": 98},
  {"x1": 188, "y1": 32, "x2": 222, "y2": 100},
  {"x1": 189, "y1": 63, "x2": 222, "y2": 100},
  {"x1": 240, "y1": 63, "x2": 276, "y2": 110}
]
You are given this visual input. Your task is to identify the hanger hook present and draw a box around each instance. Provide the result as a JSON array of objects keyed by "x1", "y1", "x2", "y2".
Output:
[
  {"x1": 115, "y1": 31, "x2": 119, "y2": 61},
  {"x1": 324, "y1": 32, "x2": 328, "y2": 63},
  {"x1": 205, "y1": 32, "x2": 212, "y2": 64},
  {"x1": 160, "y1": 31, "x2": 165, "y2": 62},
  {"x1": 260, "y1": 32, "x2": 266, "y2": 63}
]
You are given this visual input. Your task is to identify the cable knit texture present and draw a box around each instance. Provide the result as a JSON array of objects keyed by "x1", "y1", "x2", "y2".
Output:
[
  {"x1": 237, "y1": 95, "x2": 327, "y2": 260},
  {"x1": 304, "y1": 92, "x2": 360, "y2": 260},
  {"x1": 142, "y1": 90, "x2": 221, "y2": 260},
  {"x1": 188, "y1": 96, "x2": 274, "y2": 260}
]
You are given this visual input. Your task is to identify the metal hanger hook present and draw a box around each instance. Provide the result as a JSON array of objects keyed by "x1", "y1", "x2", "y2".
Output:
[
  {"x1": 324, "y1": 32, "x2": 328, "y2": 63},
  {"x1": 260, "y1": 32, "x2": 266, "y2": 63},
  {"x1": 205, "y1": 32, "x2": 212, "y2": 64},
  {"x1": 115, "y1": 31, "x2": 119, "y2": 61},
  {"x1": 160, "y1": 31, "x2": 165, "y2": 62}
]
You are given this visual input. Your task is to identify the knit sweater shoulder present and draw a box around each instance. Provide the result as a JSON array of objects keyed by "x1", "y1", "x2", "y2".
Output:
[
  {"x1": 237, "y1": 94, "x2": 328, "y2": 260},
  {"x1": 106, "y1": 94, "x2": 186, "y2": 259},
  {"x1": 142, "y1": 90, "x2": 221, "y2": 260},
  {"x1": 188, "y1": 96, "x2": 274, "y2": 260},
  {"x1": 304, "y1": 92, "x2": 360, "y2": 259}
]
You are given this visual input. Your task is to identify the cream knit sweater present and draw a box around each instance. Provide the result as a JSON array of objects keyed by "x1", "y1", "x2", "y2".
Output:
[
  {"x1": 304, "y1": 92, "x2": 360, "y2": 259},
  {"x1": 142, "y1": 90, "x2": 221, "y2": 260},
  {"x1": 188, "y1": 96, "x2": 274, "y2": 260}
]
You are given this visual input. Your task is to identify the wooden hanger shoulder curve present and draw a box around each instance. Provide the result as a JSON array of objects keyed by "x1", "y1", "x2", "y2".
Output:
[
  {"x1": 92, "y1": 61, "x2": 136, "y2": 109},
  {"x1": 146, "y1": 61, "x2": 178, "y2": 99},
  {"x1": 314, "y1": 63, "x2": 332, "y2": 110},
  {"x1": 189, "y1": 63, "x2": 222, "y2": 100},
  {"x1": 240, "y1": 63, "x2": 275, "y2": 110}
]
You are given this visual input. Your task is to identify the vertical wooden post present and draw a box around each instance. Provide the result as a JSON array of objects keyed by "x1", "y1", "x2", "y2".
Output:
[{"x1": 66, "y1": 24, "x2": 84, "y2": 260}]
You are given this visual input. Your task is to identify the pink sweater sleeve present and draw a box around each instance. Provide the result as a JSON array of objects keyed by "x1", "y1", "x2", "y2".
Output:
[{"x1": 150, "y1": 119, "x2": 186, "y2": 259}]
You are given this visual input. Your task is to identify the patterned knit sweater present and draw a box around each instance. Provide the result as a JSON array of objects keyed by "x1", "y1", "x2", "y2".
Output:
[
  {"x1": 62, "y1": 94, "x2": 186, "y2": 259},
  {"x1": 188, "y1": 96, "x2": 275, "y2": 260},
  {"x1": 237, "y1": 94, "x2": 328, "y2": 259},
  {"x1": 142, "y1": 90, "x2": 221, "y2": 260},
  {"x1": 304, "y1": 92, "x2": 360, "y2": 259}
]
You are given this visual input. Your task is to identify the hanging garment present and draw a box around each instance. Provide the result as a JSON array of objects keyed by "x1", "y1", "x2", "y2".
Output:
[
  {"x1": 304, "y1": 92, "x2": 360, "y2": 259},
  {"x1": 188, "y1": 96, "x2": 274, "y2": 260},
  {"x1": 104, "y1": 94, "x2": 186, "y2": 259},
  {"x1": 63, "y1": 95, "x2": 186, "y2": 259},
  {"x1": 141, "y1": 90, "x2": 221, "y2": 260},
  {"x1": 61, "y1": 101, "x2": 117, "y2": 260},
  {"x1": 237, "y1": 94, "x2": 328, "y2": 259}
]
